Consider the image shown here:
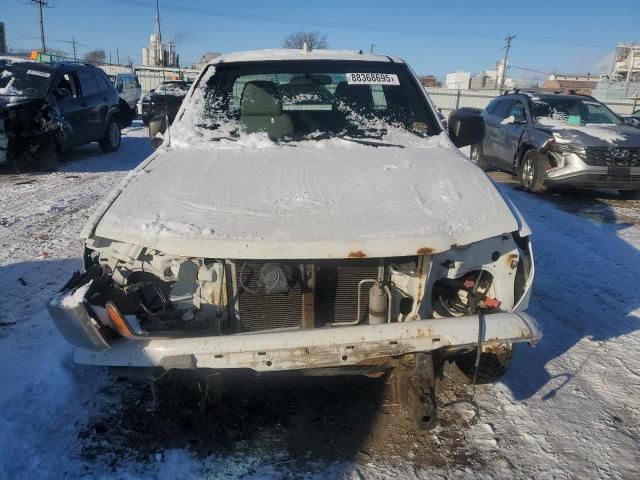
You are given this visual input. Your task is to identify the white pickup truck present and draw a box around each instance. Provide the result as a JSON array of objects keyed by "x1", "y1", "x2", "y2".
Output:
[{"x1": 47, "y1": 49, "x2": 541, "y2": 429}]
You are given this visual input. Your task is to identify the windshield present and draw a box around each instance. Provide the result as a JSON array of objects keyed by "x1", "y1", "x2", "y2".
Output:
[
  {"x1": 180, "y1": 60, "x2": 439, "y2": 143},
  {"x1": 531, "y1": 97, "x2": 622, "y2": 126},
  {"x1": 0, "y1": 62, "x2": 52, "y2": 97}
]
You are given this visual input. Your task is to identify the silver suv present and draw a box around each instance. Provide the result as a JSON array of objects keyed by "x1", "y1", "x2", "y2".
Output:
[{"x1": 471, "y1": 92, "x2": 640, "y2": 198}]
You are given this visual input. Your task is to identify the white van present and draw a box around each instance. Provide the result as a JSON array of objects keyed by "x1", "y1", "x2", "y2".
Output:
[
  {"x1": 112, "y1": 73, "x2": 141, "y2": 110},
  {"x1": 98, "y1": 66, "x2": 141, "y2": 111}
]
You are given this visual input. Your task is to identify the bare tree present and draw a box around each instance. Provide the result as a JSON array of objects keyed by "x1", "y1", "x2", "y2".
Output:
[
  {"x1": 283, "y1": 32, "x2": 328, "y2": 50},
  {"x1": 84, "y1": 49, "x2": 106, "y2": 64}
]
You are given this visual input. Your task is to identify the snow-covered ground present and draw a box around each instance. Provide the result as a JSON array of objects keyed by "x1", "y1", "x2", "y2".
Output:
[{"x1": 0, "y1": 123, "x2": 638, "y2": 479}]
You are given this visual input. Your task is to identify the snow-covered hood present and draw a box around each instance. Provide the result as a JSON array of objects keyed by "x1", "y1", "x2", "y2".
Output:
[
  {"x1": 535, "y1": 120, "x2": 640, "y2": 147},
  {"x1": 87, "y1": 139, "x2": 519, "y2": 259}
]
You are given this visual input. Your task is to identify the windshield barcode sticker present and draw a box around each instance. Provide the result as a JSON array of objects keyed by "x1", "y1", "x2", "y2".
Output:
[
  {"x1": 26, "y1": 70, "x2": 51, "y2": 78},
  {"x1": 346, "y1": 73, "x2": 399, "y2": 85}
]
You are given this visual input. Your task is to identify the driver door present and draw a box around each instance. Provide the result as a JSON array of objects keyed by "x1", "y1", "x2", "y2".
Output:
[
  {"x1": 53, "y1": 71, "x2": 87, "y2": 149},
  {"x1": 497, "y1": 100, "x2": 528, "y2": 172}
]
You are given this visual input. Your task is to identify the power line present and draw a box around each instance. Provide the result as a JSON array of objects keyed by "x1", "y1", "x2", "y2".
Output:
[
  {"x1": 104, "y1": 0, "x2": 614, "y2": 49},
  {"x1": 510, "y1": 65, "x2": 555, "y2": 76}
]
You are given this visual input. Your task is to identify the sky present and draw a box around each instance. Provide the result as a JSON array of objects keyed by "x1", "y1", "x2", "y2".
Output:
[{"x1": 2, "y1": 0, "x2": 639, "y2": 81}]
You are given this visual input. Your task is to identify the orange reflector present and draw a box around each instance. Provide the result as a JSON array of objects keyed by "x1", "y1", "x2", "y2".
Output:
[{"x1": 106, "y1": 302, "x2": 135, "y2": 338}]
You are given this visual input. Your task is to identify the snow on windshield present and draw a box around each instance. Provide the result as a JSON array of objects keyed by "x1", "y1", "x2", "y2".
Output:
[
  {"x1": 0, "y1": 62, "x2": 51, "y2": 97},
  {"x1": 0, "y1": 70, "x2": 22, "y2": 96},
  {"x1": 532, "y1": 98, "x2": 626, "y2": 143},
  {"x1": 170, "y1": 62, "x2": 441, "y2": 148}
]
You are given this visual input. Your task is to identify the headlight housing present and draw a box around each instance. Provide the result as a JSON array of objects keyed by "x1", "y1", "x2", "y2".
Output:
[{"x1": 547, "y1": 141, "x2": 586, "y2": 169}]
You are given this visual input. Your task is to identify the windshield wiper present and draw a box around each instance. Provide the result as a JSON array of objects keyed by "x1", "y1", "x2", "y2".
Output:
[
  {"x1": 337, "y1": 135, "x2": 404, "y2": 148},
  {"x1": 304, "y1": 131, "x2": 403, "y2": 147},
  {"x1": 208, "y1": 136, "x2": 238, "y2": 142}
]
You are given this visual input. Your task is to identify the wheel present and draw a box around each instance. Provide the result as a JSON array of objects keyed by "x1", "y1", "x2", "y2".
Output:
[
  {"x1": 445, "y1": 345, "x2": 515, "y2": 384},
  {"x1": 619, "y1": 190, "x2": 640, "y2": 200},
  {"x1": 99, "y1": 117, "x2": 121, "y2": 153},
  {"x1": 469, "y1": 143, "x2": 489, "y2": 171},
  {"x1": 519, "y1": 150, "x2": 550, "y2": 193},
  {"x1": 38, "y1": 132, "x2": 59, "y2": 172},
  {"x1": 14, "y1": 133, "x2": 58, "y2": 172}
]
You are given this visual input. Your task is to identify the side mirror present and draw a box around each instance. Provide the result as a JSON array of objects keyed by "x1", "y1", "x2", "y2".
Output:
[
  {"x1": 148, "y1": 115, "x2": 168, "y2": 149},
  {"x1": 448, "y1": 110, "x2": 485, "y2": 148},
  {"x1": 54, "y1": 87, "x2": 71, "y2": 99},
  {"x1": 624, "y1": 117, "x2": 640, "y2": 128}
]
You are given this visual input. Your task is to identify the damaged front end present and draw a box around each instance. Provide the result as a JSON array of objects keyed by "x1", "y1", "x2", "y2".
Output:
[
  {"x1": 48, "y1": 232, "x2": 539, "y2": 361},
  {"x1": 0, "y1": 97, "x2": 69, "y2": 171},
  {"x1": 48, "y1": 233, "x2": 540, "y2": 429}
]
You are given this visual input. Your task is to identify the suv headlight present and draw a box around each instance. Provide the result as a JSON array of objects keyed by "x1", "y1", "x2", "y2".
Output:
[{"x1": 547, "y1": 141, "x2": 586, "y2": 169}]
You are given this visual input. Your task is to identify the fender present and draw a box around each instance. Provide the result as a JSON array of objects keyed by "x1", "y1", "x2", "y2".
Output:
[
  {"x1": 117, "y1": 98, "x2": 134, "y2": 128},
  {"x1": 514, "y1": 131, "x2": 538, "y2": 172}
]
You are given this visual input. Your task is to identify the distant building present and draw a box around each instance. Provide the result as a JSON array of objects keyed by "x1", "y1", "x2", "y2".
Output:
[
  {"x1": 611, "y1": 43, "x2": 640, "y2": 82},
  {"x1": 418, "y1": 75, "x2": 440, "y2": 87},
  {"x1": 470, "y1": 73, "x2": 497, "y2": 90},
  {"x1": 192, "y1": 52, "x2": 221, "y2": 70},
  {"x1": 141, "y1": 16, "x2": 179, "y2": 68},
  {"x1": 470, "y1": 59, "x2": 520, "y2": 90},
  {"x1": 0, "y1": 23, "x2": 6, "y2": 55},
  {"x1": 591, "y1": 43, "x2": 640, "y2": 100},
  {"x1": 447, "y1": 59, "x2": 520, "y2": 91},
  {"x1": 445, "y1": 71, "x2": 471, "y2": 89},
  {"x1": 542, "y1": 73, "x2": 599, "y2": 95}
]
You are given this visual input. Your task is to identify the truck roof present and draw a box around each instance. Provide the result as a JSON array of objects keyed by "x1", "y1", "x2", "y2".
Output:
[{"x1": 207, "y1": 49, "x2": 405, "y2": 66}]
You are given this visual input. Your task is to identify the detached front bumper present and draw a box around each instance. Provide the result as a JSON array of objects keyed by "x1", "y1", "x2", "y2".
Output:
[{"x1": 48, "y1": 298, "x2": 541, "y2": 372}]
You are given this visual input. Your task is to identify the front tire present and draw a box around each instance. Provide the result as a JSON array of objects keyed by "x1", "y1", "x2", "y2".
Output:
[
  {"x1": 519, "y1": 150, "x2": 550, "y2": 193},
  {"x1": 99, "y1": 117, "x2": 121, "y2": 153},
  {"x1": 619, "y1": 190, "x2": 640, "y2": 200},
  {"x1": 446, "y1": 345, "x2": 515, "y2": 384},
  {"x1": 469, "y1": 143, "x2": 489, "y2": 171}
]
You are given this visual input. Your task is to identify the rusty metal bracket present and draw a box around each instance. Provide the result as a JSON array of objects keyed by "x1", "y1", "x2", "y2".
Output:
[{"x1": 385, "y1": 353, "x2": 437, "y2": 430}]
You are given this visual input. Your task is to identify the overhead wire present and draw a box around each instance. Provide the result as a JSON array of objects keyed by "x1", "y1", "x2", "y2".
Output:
[{"x1": 105, "y1": 0, "x2": 614, "y2": 49}]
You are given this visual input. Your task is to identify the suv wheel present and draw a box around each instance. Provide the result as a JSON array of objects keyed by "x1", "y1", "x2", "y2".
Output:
[
  {"x1": 99, "y1": 118, "x2": 121, "y2": 153},
  {"x1": 620, "y1": 190, "x2": 640, "y2": 200},
  {"x1": 519, "y1": 150, "x2": 550, "y2": 193},
  {"x1": 469, "y1": 143, "x2": 489, "y2": 171},
  {"x1": 445, "y1": 345, "x2": 515, "y2": 384}
]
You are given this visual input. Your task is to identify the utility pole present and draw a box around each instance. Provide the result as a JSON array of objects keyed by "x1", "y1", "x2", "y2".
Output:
[
  {"x1": 30, "y1": 0, "x2": 49, "y2": 53},
  {"x1": 71, "y1": 36, "x2": 77, "y2": 61},
  {"x1": 499, "y1": 34, "x2": 516, "y2": 92},
  {"x1": 116, "y1": 46, "x2": 120, "y2": 65}
]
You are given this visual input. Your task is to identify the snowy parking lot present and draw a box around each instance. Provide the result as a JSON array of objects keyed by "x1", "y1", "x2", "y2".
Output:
[{"x1": 0, "y1": 123, "x2": 639, "y2": 479}]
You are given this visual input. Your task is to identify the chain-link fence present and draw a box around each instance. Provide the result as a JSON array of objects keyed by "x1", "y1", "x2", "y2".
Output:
[{"x1": 424, "y1": 87, "x2": 638, "y2": 116}]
